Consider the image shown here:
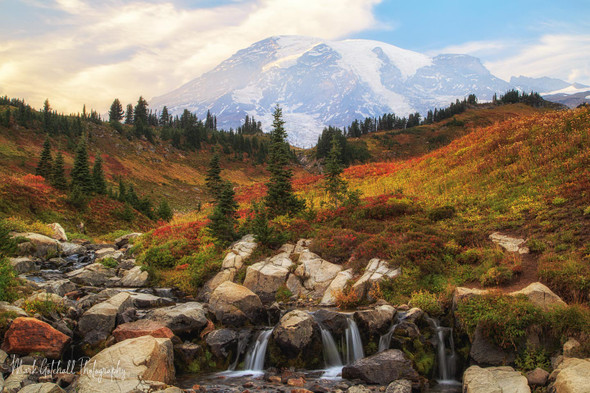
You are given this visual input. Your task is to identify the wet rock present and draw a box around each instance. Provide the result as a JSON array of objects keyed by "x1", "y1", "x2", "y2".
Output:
[
  {"x1": 463, "y1": 366, "x2": 530, "y2": 393},
  {"x1": 61, "y1": 242, "x2": 86, "y2": 256},
  {"x1": 1, "y1": 317, "x2": 71, "y2": 359},
  {"x1": 9, "y1": 257, "x2": 38, "y2": 274},
  {"x1": 77, "y1": 292, "x2": 134, "y2": 346},
  {"x1": 509, "y1": 282, "x2": 566, "y2": 310},
  {"x1": 75, "y1": 336, "x2": 175, "y2": 393},
  {"x1": 174, "y1": 342, "x2": 203, "y2": 365},
  {"x1": 342, "y1": 349, "x2": 419, "y2": 385},
  {"x1": 526, "y1": 368, "x2": 549, "y2": 386},
  {"x1": 352, "y1": 259, "x2": 400, "y2": 299},
  {"x1": 320, "y1": 269, "x2": 353, "y2": 306},
  {"x1": 66, "y1": 263, "x2": 116, "y2": 287},
  {"x1": 403, "y1": 307, "x2": 424, "y2": 324},
  {"x1": 354, "y1": 305, "x2": 396, "y2": 335},
  {"x1": 206, "y1": 329, "x2": 237, "y2": 359},
  {"x1": 147, "y1": 302, "x2": 208, "y2": 335},
  {"x1": 112, "y1": 319, "x2": 175, "y2": 342},
  {"x1": 313, "y1": 309, "x2": 349, "y2": 335},
  {"x1": 119, "y1": 266, "x2": 149, "y2": 287},
  {"x1": 470, "y1": 324, "x2": 516, "y2": 366},
  {"x1": 209, "y1": 281, "x2": 265, "y2": 327},
  {"x1": 40, "y1": 280, "x2": 76, "y2": 297},
  {"x1": 273, "y1": 310, "x2": 318, "y2": 355}
]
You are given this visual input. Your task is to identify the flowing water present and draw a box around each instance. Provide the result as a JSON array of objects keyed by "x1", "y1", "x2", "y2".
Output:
[
  {"x1": 343, "y1": 316, "x2": 364, "y2": 364},
  {"x1": 242, "y1": 329, "x2": 273, "y2": 372},
  {"x1": 426, "y1": 317, "x2": 459, "y2": 385},
  {"x1": 228, "y1": 331, "x2": 251, "y2": 371}
]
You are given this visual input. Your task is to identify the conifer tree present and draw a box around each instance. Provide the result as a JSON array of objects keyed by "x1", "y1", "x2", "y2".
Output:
[
  {"x1": 159, "y1": 106, "x2": 170, "y2": 126},
  {"x1": 156, "y1": 199, "x2": 173, "y2": 221},
  {"x1": 36, "y1": 137, "x2": 53, "y2": 179},
  {"x1": 109, "y1": 98, "x2": 124, "y2": 123},
  {"x1": 51, "y1": 151, "x2": 68, "y2": 191},
  {"x1": 205, "y1": 153, "x2": 223, "y2": 199},
  {"x1": 2, "y1": 107, "x2": 10, "y2": 128},
  {"x1": 92, "y1": 155, "x2": 107, "y2": 195},
  {"x1": 264, "y1": 105, "x2": 304, "y2": 217},
  {"x1": 117, "y1": 179, "x2": 127, "y2": 202},
  {"x1": 324, "y1": 134, "x2": 348, "y2": 207},
  {"x1": 124, "y1": 104, "x2": 134, "y2": 124},
  {"x1": 207, "y1": 181, "x2": 238, "y2": 244},
  {"x1": 71, "y1": 138, "x2": 93, "y2": 193}
]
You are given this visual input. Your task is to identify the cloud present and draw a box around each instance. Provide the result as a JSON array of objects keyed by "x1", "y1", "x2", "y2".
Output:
[
  {"x1": 433, "y1": 34, "x2": 590, "y2": 85},
  {"x1": 0, "y1": 0, "x2": 382, "y2": 114}
]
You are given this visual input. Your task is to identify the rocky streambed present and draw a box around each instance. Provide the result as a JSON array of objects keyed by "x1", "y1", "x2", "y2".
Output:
[{"x1": 0, "y1": 229, "x2": 588, "y2": 393}]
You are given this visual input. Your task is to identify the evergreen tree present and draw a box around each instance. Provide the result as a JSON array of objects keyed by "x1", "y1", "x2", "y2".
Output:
[
  {"x1": 205, "y1": 154, "x2": 223, "y2": 199},
  {"x1": 42, "y1": 99, "x2": 51, "y2": 133},
  {"x1": 71, "y1": 138, "x2": 93, "y2": 193},
  {"x1": 264, "y1": 105, "x2": 304, "y2": 217},
  {"x1": 51, "y1": 151, "x2": 68, "y2": 191},
  {"x1": 324, "y1": 134, "x2": 348, "y2": 207},
  {"x1": 92, "y1": 155, "x2": 107, "y2": 195},
  {"x1": 109, "y1": 98, "x2": 124, "y2": 123},
  {"x1": 36, "y1": 137, "x2": 53, "y2": 179},
  {"x1": 207, "y1": 181, "x2": 238, "y2": 244},
  {"x1": 124, "y1": 104, "x2": 134, "y2": 124},
  {"x1": 159, "y1": 106, "x2": 170, "y2": 126},
  {"x1": 117, "y1": 179, "x2": 127, "y2": 202},
  {"x1": 2, "y1": 107, "x2": 10, "y2": 128},
  {"x1": 156, "y1": 199, "x2": 173, "y2": 221}
]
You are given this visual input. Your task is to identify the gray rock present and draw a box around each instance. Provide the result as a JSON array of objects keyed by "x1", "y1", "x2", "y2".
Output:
[
  {"x1": 320, "y1": 269, "x2": 353, "y2": 306},
  {"x1": 61, "y1": 242, "x2": 86, "y2": 256},
  {"x1": 551, "y1": 358, "x2": 590, "y2": 393},
  {"x1": 114, "y1": 233, "x2": 142, "y2": 249},
  {"x1": 206, "y1": 329, "x2": 237, "y2": 359},
  {"x1": 14, "y1": 233, "x2": 62, "y2": 259},
  {"x1": 354, "y1": 305, "x2": 396, "y2": 334},
  {"x1": 463, "y1": 366, "x2": 530, "y2": 393},
  {"x1": 40, "y1": 280, "x2": 76, "y2": 297},
  {"x1": 489, "y1": 232, "x2": 529, "y2": 254},
  {"x1": 66, "y1": 263, "x2": 116, "y2": 286},
  {"x1": 563, "y1": 338, "x2": 582, "y2": 358},
  {"x1": 526, "y1": 367, "x2": 549, "y2": 386},
  {"x1": 294, "y1": 251, "x2": 342, "y2": 298},
  {"x1": 17, "y1": 382, "x2": 65, "y2": 393},
  {"x1": 243, "y1": 251, "x2": 293, "y2": 303},
  {"x1": 209, "y1": 281, "x2": 265, "y2": 327},
  {"x1": 147, "y1": 302, "x2": 208, "y2": 335},
  {"x1": 352, "y1": 258, "x2": 400, "y2": 299},
  {"x1": 4, "y1": 365, "x2": 37, "y2": 393},
  {"x1": 347, "y1": 386, "x2": 371, "y2": 393},
  {"x1": 342, "y1": 349, "x2": 419, "y2": 385},
  {"x1": 119, "y1": 266, "x2": 149, "y2": 287},
  {"x1": 273, "y1": 310, "x2": 318, "y2": 355},
  {"x1": 386, "y1": 380, "x2": 412, "y2": 393},
  {"x1": 509, "y1": 282, "x2": 566, "y2": 310},
  {"x1": 9, "y1": 258, "x2": 38, "y2": 274},
  {"x1": 314, "y1": 309, "x2": 349, "y2": 335},
  {"x1": 470, "y1": 324, "x2": 516, "y2": 366},
  {"x1": 0, "y1": 302, "x2": 28, "y2": 317},
  {"x1": 77, "y1": 292, "x2": 134, "y2": 346},
  {"x1": 130, "y1": 293, "x2": 175, "y2": 309}
]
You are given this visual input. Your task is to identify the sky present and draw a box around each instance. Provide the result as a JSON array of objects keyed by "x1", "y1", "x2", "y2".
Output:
[{"x1": 0, "y1": 0, "x2": 589, "y2": 114}]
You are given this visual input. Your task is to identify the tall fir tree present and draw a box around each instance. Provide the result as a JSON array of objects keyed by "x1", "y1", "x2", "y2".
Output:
[
  {"x1": 264, "y1": 105, "x2": 304, "y2": 217},
  {"x1": 159, "y1": 106, "x2": 170, "y2": 126},
  {"x1": 92, "y1": 155, "x2": 107, "y2": 195},
  {"x1": 117, "y1": 179, "x2": 127, "y2": 202},
  {"x1": 51, "y1": 151, "x2": 68, "y2": 191},
  {"x1": 109, "y1": 98, "x2": 124, "y2": 123},
  {"x1": 207, "y1": 181, "x2": 238, "y2": 244},
  {"x1": 36, "y1": 137, "x2": 53, "y2": 179},
  {"x1": 71, "y1": 138, "x2": 93, "y2": 193},
  {"x1": 205, "y1": 153, "x2": 223, "y2": 200},
  {"x1": 323, "y1": 134, "x2": 348, "y2": 207},
  {"x1": 124, "y1": 104, "x2": 134, "y2": 124},
  {"x1": 156, "y1": 199, "x2": 173, "y2": 221}
]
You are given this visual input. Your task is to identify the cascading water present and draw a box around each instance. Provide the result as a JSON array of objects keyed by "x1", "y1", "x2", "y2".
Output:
[
  {"x1": 343, "y1": 316, "x2": 364, "y2": 364},
  {"x1": 427, "y1": 317, "x2": 458, "y2": 384},
  {"x1": 242, "y1": 329, "x2": 273, "y2": 371},
  {"x1": 378, "y1": 323, "x2": 398, "y2": 352},
  {"x1": 319, "y1": 325, "x2": 343, "y2": 368},
  {"x1": 228, "y1": 331, "x2": 251, "y2": 371}
]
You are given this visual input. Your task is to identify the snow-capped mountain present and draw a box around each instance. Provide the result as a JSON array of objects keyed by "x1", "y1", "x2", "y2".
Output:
[{"x1": 152, "y1": 36, "x2": 515, "y2": 147}]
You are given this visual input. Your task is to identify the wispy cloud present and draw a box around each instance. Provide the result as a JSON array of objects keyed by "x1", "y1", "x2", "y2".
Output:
[{"x1": 0, "y1": 0, "x2": 382, "y2": 113}]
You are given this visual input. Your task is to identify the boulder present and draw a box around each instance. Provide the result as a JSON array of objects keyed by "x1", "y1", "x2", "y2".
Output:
[
  {"x1": 509, "y1": 282, "x2": 567, "y2": 310},
  {"x1": 386, "y1": 379, "x2": 412, "y2": 393},
  {"x1": 76, "y1": 289, "x2": 121, "y2": 310},
  {"x1": 66, "y1": 263, "x2": 116, "y2": 286},
  {"x1": 15, "y1": 233, "x2": 62, "y2": 259},
  {"x1": 453, "y1": 287, "x2": 490, "y2": 309},
  {"x1": 26, "y1": 291, "x2": 68, "y2": 306},
  {"x1": 114, "y1": 233, "x2": 142, "y2": 249},
  {"x1": 112, "y1": 319, "x2": 174, "y2": 342},
  {"x1": 489, "y1": 232, "x2": 529, "y2": 254},
  {"x1": 563, "y1": 338, "x2": 583, "y2": 358},
  {"x1": 206, "y1": 329, "x2": 237, "y2": 359},
  {"x1": 200, "y1": 269, "x2": 235, "y2": 301},
  {"x1": 130, "y1": 293, "x2": 175, "y2": 309},
  {"x1": 119, "y1": 266, "x2": 149, "y2": 287},
  {"x1": 285, "y1": 273, "x2": 306, "y2": 299},
  {"x1": 48, "y1": 223, "x2": 67, "y2": 242},
  {"x1": 94, "y1": 247, "x2": 118, "y2": 259},
  {"x1": 342, "y1": 349, "x2": 419, "y2": 385},
  {"x1": 40, "y1": 279, "x2": 76, "y2": 297},
  {"x1": 0, "y1": 301, "x2": 28, "y2": 317},
  {"x1": 470, "y1": 324, "x2": 516, "y2": 366},
  {"x1": 4, "y1": 365, "x2": 37, "y2": 392},
  {"x1": 209, "y1": 281, "x2": 265, "y2": 326},
  {"x1": 243, "y1": 252, "x2": 293, "y2": 303},
  {"x1": 9, "y1": 257, "x2": 38, "y2": 274},
  {"x1": 17, "y1": 383, "x2": 65, "y2": 393},
  {"x1": 174, "y1": 342, "x2": 203, "y2": 365},
  {"x1": 147, "y1": 302, "x2": 208, "y2": 335},
  {"x1": 551, "y1": 358, "x2": 590, "y2": 393},
  {"x1": 313, "y1": 309, "x2": 349, "y2": 335},
  {"x1": 272, "y1": 310, "x2": 318, "y2": 355},
  {"x1": 1, "y1": 317, "x2": 71, "y2": 359},
  {"x1": 61, "y1": 242, "x2": 86, "y2": 256},
  {"x1": 403, "y1": 307, "x2": 424, "y2": 324},
  {"x1": 463, "y1": 366, "x2": 530, "y2": 393},
  {"x1": 221, "y1": 234, "x2": 258, "y2": 270},
  {"x1": 352, "y1": 259, "x2": 400, "y2": 299},
  {"x1": 295, "y1": 251, "x2": 342, "y2": 297},
  {"x1": 76, "y1": 336, "x2": 174, "y2": 393},
  {"x1": 77, "y1": 292, "x2": 133, "y2": 346},
  {"x1": 320, "y1": 269, "x2": 353, "y2": 306},
  {"x1": 354, "y1": 305, "x2": 396, "y2": 334},
  {"x1": 526, "y1": 368, "x2": 549, "y2": 386}
]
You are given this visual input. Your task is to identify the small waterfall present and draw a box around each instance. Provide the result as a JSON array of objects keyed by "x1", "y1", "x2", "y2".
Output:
[
  {"x1": 228, "y1": 332, "x2": 251, "y2": 371},
  {"x1": 378, "y1": 323, "x2": 398, "y2": 352},
  {"x1": 243, "y1": 329, "x2": 273, "y2": 371},
  {"x1": 427, "y1": 317, "x2": 458, "y2": 383},
  {"x1": 343, "y1": 316, "x2": 364, "y2": 364},
  {"x1": 319, "y1": 324, "x2": 343, "y2": 368}
]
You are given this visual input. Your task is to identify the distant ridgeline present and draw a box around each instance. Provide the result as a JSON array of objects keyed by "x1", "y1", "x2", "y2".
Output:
[
  {"x1": 0, "y1": 95, "x2": 271, "y2": 164},
  {"x1": 314, "y1": 90, "x2": 551, "y2": 163}
]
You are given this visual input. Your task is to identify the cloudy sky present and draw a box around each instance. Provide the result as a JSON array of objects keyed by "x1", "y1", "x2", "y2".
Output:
[{"x1": 1, "y1": 0, "x2": 589, "y2": 114}]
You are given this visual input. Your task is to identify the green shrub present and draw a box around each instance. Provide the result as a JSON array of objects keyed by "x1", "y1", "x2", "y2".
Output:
[
  {"x1": 457, "y1": 249, "x2": 482, "y2": 265},
  {"x1": 428, "y1": 205, "x2": 456, "y2": 221},
  {"x1": 538, "y1": 253, "x2": 590, "y2": 303},
  {"x1": 551, "y1": 197, "x2": 567, "y2": 206},
  {"x1": 100, "y1": 257, "x2": 118, "y2": 268},
  {"x1": 275, "y1": 285, "x2": 293, "y2": 303},
  {"x1": 527, "y1": 238, "x2": 546, "y2": 253},
  {"x1": 183, "y1": 248, "x2": 223, "y2": 288},
  {"x1": 409, "y1": 290, "x2": 442, "y2": 316},
  {"x1": 0, "y1": 257, "x2": 17, "y2": 301},
  {"x1": 22, "y1": 298, "x2": 66, "y2": 317},
  {"x1": 480, "y1": 265, "x2": 514, "y2": 287},
  {"x1": 139, "y1": 244, "x2": 176, "y2": 268},
  {"x1": 515, "y1": 346, "x2": 551, "y2": 372},
  {"x1": 583, "y1": 205, "x2": 590, "y2": 215}
]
